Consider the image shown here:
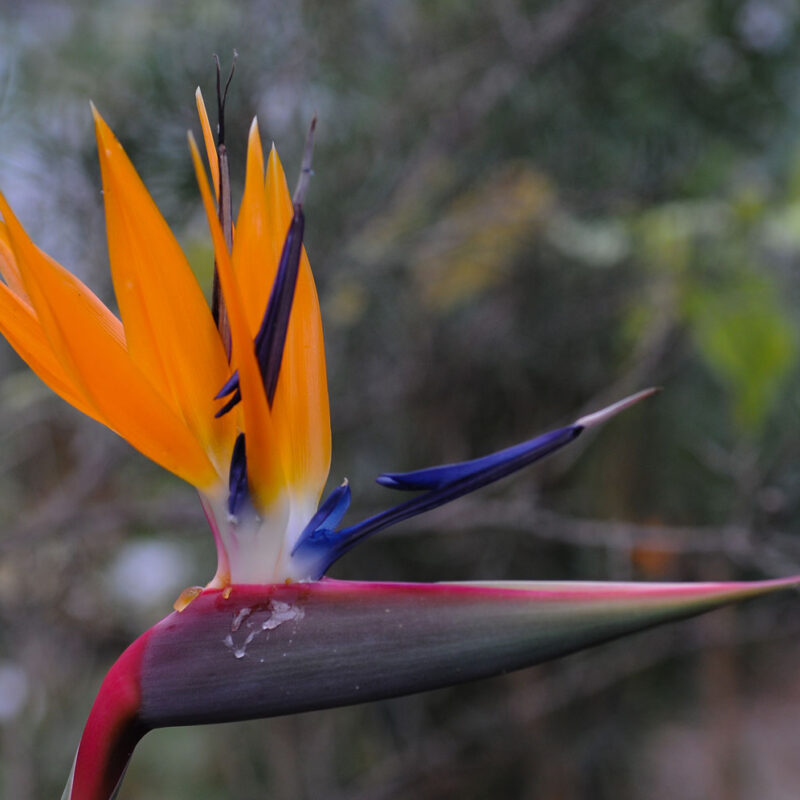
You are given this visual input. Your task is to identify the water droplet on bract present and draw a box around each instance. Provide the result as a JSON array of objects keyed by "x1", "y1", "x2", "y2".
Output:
[{"x1": 231, "y1": 607, "x2": 252, "y2": 632}]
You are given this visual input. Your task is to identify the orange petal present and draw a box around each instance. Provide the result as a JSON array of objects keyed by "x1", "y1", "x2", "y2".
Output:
[
  {"x1": 0, "y1": 282, "x2": 103, "y2": 423},
  {"x1": 195, "y1": 88, "x2": 220, "y2": 201},
  {"x1": 232, "y1": 117, "x2": 269, "y2": 335},
  {"x1": 263, "y1": 146, "x2": 331, "y2": 494},
  {"x1": 0, "y1": 220, "x2": 29, "y2": 301},
  {"x1": 0, "y1": 192, "x2": 219, "y2": 488},
  {"x1": 92, "y1": 105, "x2": 234, "y2": 471},
  {"x1": 189, "y1": 133, "x2": 285, "y2": 508}
]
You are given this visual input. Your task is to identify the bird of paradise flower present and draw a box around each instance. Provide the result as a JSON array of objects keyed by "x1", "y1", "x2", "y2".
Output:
[{"x1": 0, "y1": 83, "x2": 795, "y2": 800}]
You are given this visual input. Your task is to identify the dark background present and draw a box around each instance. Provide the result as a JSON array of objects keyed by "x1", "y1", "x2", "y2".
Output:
[{"x1": 1, "y1": 1, "x2": 800, "y2": 797}]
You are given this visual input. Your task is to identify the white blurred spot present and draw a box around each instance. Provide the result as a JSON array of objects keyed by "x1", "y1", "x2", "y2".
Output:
[
  {"x1": 0, "y1": 662, "x2": 29, "y2": 721},
  {"x1": 106, "y1": 539, "x2": 193, "y2": 610},
  {"x1": 737, "y1": 0, "x2": 795, "y2": 52}
]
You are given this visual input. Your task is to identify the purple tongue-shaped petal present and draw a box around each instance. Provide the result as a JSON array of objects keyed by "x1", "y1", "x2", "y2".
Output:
[
  {"x1": 293, "y1": 390, "x2": 659, "y2": 579},
  {"x1": 376, "y1": 425, "x2": 582, "y2": 491},
  {"x1": 373, "y1": 385, "x2": 659, "y2": 492}
]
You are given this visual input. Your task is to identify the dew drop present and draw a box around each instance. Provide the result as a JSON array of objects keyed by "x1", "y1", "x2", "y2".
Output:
[{"x1": 231, "y1": 607, "x2": 252, "y2": 632}]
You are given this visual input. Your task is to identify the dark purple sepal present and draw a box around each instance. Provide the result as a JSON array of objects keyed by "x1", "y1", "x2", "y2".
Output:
[
  {"x1": 254, "y1": 208, "x2": 305, "y2": 405},
  {"x1": 66, "y1": 576, "x2": 799, "y2": 799},
  {"x1": 135, "y1": 577, "x2": 799, "y2": 729}
]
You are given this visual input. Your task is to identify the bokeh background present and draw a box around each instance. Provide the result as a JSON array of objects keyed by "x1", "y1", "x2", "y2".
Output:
[{"x1": 2, "y1": 0, "x2": 800, "y2": 797}]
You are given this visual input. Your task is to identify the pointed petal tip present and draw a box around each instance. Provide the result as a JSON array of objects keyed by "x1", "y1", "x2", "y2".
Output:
[
  {"x1": 89, "y1": 101, "x2": 104, "y2": 131},
  {"x1": 575, "y1": 387, "x2": 660, "y2": 429},
  {"x1": 292, "y1": 117, "x2": 318, "y2": 206},
  {"x1": 91, "y1": 104, "x2": 116, "y2": 153}
]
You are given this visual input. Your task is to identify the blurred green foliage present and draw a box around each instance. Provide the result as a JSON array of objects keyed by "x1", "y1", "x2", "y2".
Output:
[{"x1": 2, "y1": 1, "x2": 800, "y2": 798}]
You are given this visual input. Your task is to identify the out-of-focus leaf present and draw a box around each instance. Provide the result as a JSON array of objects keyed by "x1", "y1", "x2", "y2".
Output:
[
  {"x1": 411, "y1": 164, "x2": 553, "y2": 310},
  {"x1": 763, "y1": 203, "x2": 800, "y2": 254},
  {"x1": 348, "y1": 154, "x2": 458, "y2": 265},
  {"x1": 685, "y1": 269, "x2": 796, "y2": 433},
  {"x1": 635, "y1": 201, "x2": 729, "y2": 275}
]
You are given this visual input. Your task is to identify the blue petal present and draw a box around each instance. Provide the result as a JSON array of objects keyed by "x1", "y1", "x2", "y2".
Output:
[
  {"x1": 292, "y1": 424, "x2": 582, "y2": 578},
  {"x1": 377, "y1": 427, "x2": 581, "y2": 491},
  {"x1": 215, "y1": 371, "x2": 239, "y2": 400},
  {"x1": 227, "y1": 433, "x2": 249, "y2": 517},
  {"x1": 214, "y1": 386, "x2": 241, "y2": 418},
  {"x1": 293, "y1": 480, "x2": 352, "y2": 552}
]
